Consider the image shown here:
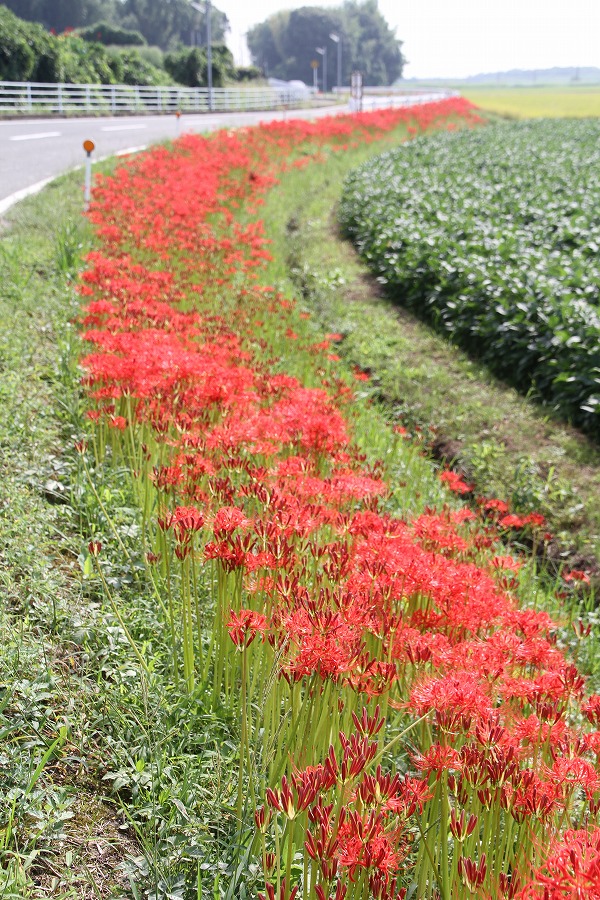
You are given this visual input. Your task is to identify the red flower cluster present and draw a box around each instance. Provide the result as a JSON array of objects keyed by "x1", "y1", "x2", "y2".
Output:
[{"x1": 78, "y1": 98, "x2": 597, "y2": 898}]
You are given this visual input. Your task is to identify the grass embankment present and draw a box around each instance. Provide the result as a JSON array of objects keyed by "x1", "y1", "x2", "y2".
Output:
[
  {"x1": 0, "y1": 122, "x2": 450, "y2": 898},
  {"x1": 461, "y1": 84, "x2": 600, "y2": 117},
  {"x1": 259, "y1": 128, "x2": 600, "y2": 578},
  {"x1": 0, "y1": 177, "x2": 144, "y2": 897},
  {"x1": 0, "y1": 108, "x2": 598, "y2": 897}
]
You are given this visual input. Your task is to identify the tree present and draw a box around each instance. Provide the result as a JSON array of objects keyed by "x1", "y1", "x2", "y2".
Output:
[
  {"x1": 343, "y1": 0, "x2": 403, "y2": 86},
  {"x1": 116, "y1": 0, "x2": 229, "y2": 50},
  {"x1": 247, "y1": 0, "x2": 403, "y2": 87},
  {"x1": 1, "y1": 0, "x2": 118, "y2": 32},
  {"x1": 1, "y1": 0, "x2": 230, "y2": 52}
]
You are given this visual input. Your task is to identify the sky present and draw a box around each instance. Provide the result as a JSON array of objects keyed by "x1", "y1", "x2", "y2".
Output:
[{"x1": 216, "y1": 0, "x2": 600, "y2": 79}]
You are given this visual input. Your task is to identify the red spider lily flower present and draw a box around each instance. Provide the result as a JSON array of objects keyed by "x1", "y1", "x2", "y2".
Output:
[
  {"x1": 265, "y1": 771, "x2": 323, "y2": 819},
  {"x1": 315, "y1": 884, "x2": 347, "y2": 900},
  {"x1": 336, "y1": 809, "x2": 407, "y2": 877},
  {"x1": 499, "y1": 513, "x2": 527, "y2": 529},
  {"x1": 227, "y1": 608, "x2": 267, "y2": 649},
  {"x1": 517, "y1": 828, "x2": 600, "y2": 898},
  {"x1": 450, "y1": 808, "x2": 478, "y2": 842},
  {"x1": 439, "y1": 470, "x2": 473, "y2": 494},
  {"x1": 458, "y1": 853, "x2": 487, "y2": 892},
  {"x1": 408, "y1": 673, "x2": 493, "y2": 722},
  {"x1": 351, "y1": 705, "x2": 385, "y2": 738},
  {"x1": 259, "y1": 881, "x2": 298, "y2": 900},
  {"x1": 369, "y1": 874, "x2": 406, "y2": 900},
  {"x1": 583, "y1": 696, "x2": 600, "y2": 727},
  {"x1": 482, "y1": 498, "x2": 510, "y2": 514},
  {"x1": 171, "y1": 505, "x2": 205, "y2": 542},
  {"x1": 563, "y1": 569, "x2": 591, "y2": 585},
  {"x1": 523, "y1": 512, "x2": 546, "y2": 527},
  {"x1": 547, "y1": 756, "x2": 600, "y2": 802},
  {"x1": 413, "y1": 743, "x2": 461, "y2": 780},
  {"x1": 108, "y1": 414, "x2": 127, "y2": 430},
  {"x1": 492, "y1": 554, "x2": 523, "y2": 573}
]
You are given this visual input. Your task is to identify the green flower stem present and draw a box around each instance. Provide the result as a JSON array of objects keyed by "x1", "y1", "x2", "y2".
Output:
[
  {"x1": 440, "y1": 772, "x2": 451, "y2": 900},
  {"x1": 92, "y1": 556, "x2": 150, "y2": 676},
  {"x1": 81, "y1": 453, "x2": 142, "y2": 580},
  {"x1": 191, "y1": 546, "x2": 204, "y2": 671},
  {"x1": 237, "y1": 646, "x2": 249, "y2": 830}
]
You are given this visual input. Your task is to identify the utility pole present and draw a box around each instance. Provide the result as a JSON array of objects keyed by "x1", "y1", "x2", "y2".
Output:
[
  {"x1": 316, "y1": 46, "x2": 327, "y2": 93},
  {"x1": 189, "y1": 0, "x2": 213, "y2": 111},
  {"x1": 329, "y1": 32, "x2": 342, "y2": 91},
  {"x1": 206, "y1": 0, "x2": 212, "y2": 110}
]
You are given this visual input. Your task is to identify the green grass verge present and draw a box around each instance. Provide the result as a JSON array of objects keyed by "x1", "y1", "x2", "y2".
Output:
[
  {"x1": 259, "y1": 130, "x2": 600, "y2": 580},
  {"x1": 0, "y1": 171, "x2": 239, "y2": 899}
]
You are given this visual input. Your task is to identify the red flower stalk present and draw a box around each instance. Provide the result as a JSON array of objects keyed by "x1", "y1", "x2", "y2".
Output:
[
  {"x1": 458, "y1": 853, "x2": 487, "y2": 893},
  {"x1": 227, "y1": 608, "x2": 267, "y2": 649}
]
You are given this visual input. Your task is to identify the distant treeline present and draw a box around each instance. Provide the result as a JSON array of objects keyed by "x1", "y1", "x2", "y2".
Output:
[{"x1": 0, "y1": 3, "x2": 261, "y2": 87}]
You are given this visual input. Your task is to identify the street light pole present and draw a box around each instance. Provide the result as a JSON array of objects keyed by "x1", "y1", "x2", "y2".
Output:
[
  {"x1": 316, "y1": 46, "x2": 327, "y2": 93},
  {"x1": 329, "y1": 32, "x2": 342, "y2": 92},
  {"x1": 190, "y1": 0, "x2": 213, "y2": 111},
  {"x1": 206, "y1": 0, "x2": 212, "y2": 111}
]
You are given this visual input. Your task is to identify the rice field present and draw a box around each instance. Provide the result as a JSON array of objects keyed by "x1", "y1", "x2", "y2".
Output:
[{"x1": 462, "y1": 84, "x2": 600, "y2": 118}]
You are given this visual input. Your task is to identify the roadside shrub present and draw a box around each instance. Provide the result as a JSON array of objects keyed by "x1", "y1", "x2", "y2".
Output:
[
  {"x1": 56, "y1": 35, "x2": 115, "y2": 83},
  {"x1": 115, "y1": 50, "x2": 172, "y2": 86},
  {"x1": 164, "y1": 46, "x2": 206, "y2": 88},
  {"x1": 164, "y1": 43, "x2": 235, "y2": 87},
  {"x1": 78, "y1": 21, "x2": 147, "y2": 47},
  {"x1": 234, "y1": 65, "x2": 262, "y2": 82}
]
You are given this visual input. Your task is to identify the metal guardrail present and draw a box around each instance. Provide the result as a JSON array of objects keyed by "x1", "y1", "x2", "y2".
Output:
[{"x1": 0, "y1": 81, "x2": 314, "y2": 115}]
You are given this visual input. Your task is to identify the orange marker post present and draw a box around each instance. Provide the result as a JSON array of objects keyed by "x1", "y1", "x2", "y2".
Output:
[
  {"x1": 83, "y1": 139, "x2": 95, "y2": 210},
  {"x1": 176, "y1": 109, "x2": 181, "y2": 137}
]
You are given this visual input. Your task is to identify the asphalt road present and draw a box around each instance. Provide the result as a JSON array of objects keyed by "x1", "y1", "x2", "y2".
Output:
[
  {"x1": 0, "y1": 103, "x2": 349, "y2": 213},
  {"x1": 0, "y1": 93, "x2": 450, "y2": 213}
]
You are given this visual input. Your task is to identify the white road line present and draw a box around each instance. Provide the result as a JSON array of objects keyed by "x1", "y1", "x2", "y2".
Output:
[
  {"x1": 0, "y1": 176, "x2": 57, "y2": 214},
  {"x1": 101, "y1": 124, "x2": 147, "y2": 132},
  {"x1": 10, "y1": 131, "x2": 61, "y2": 141},
  {"x1": 0, "y1": 145, "x2": 148, "y2": 216},
  {"x1": 114, "y1": 145, "x2": 148, "y2": 156}
]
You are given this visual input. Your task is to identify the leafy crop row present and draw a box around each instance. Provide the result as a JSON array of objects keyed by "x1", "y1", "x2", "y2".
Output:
[{"x1": 339, "y1": 119, "x2": 600, "y2": 437}]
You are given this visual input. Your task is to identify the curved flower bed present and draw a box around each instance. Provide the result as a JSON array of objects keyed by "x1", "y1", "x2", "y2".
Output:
[{"x1": 78, "y1": 98, "x2": 600, "y2": 899}]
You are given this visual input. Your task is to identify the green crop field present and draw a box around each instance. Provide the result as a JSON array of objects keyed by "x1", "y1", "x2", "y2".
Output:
[
  {"x1": 340, "y1": 118, "x2": 600, "y2": 438},
  {"x1": 462, "y1": 84, "x2": 600, "y2": 117}
]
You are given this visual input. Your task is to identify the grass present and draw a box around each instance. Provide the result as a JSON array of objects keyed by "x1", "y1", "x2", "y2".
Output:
[
  {"x1": 0, "y1": 114, "x2": 598, "y2": 897},
  {"x1": 0, "y1": 171, "x2": 148, "y2": 898},
  {"x1": 0, "y1": 170, "x2": 242, "y2": 898},
  {"x1": 461, "y1": 83, "x2": 600, "y2": 117},
  {"x1": 259, "y1": 128, "x2": 600, "y2": 580}
]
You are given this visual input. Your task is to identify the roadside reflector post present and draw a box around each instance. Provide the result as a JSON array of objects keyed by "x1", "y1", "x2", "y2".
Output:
[
  {"x1": 176, "y1": 109, "x2": 181, "y2": 137},
  {"x1": 83, "y1": 139, "x2": 95, "y2": 211}
]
